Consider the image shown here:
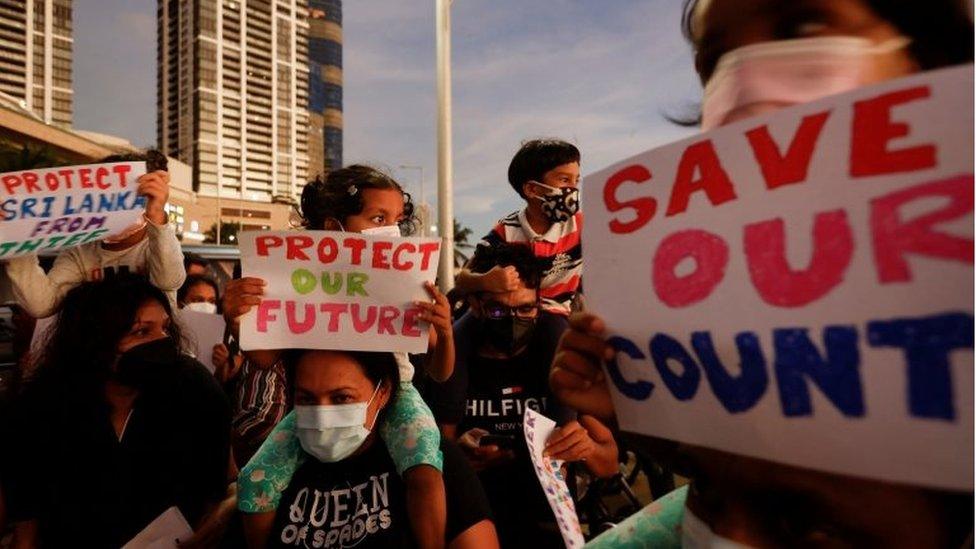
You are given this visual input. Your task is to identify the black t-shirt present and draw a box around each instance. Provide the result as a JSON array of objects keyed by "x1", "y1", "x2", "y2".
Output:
[
  {"x1": 425, "y1": 315, "x2": 573, "y2": 547},
  {"x1": 267, "y1": 439, "x2": 490, "y2": 549},
  {"x1": 6, "y1": 355, "x2": 231, "y2": 548}
]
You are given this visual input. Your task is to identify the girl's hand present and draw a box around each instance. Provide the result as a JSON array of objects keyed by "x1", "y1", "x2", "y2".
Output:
[
  {"x1": 549, "y1": 313, "x2": 616, "y2": 420},
  {"x1": 222, "y1": 277, "x2": 266, "y2": 331},
  {"x1": 544, "y1": 416, "x2": 619, "y2": 478},
  {"x1": 414, "y1": 281, "x2": 452, "y2": 339}
]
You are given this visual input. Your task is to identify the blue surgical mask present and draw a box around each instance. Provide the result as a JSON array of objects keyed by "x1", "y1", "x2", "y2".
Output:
[{"x1": 295, "y1": 384, "x2": 383, "y2": 462}]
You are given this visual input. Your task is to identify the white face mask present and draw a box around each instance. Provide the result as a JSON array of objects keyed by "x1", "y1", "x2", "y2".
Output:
[
  {"x1": 102, "y1": 215, "x2": 149, "y2": 245},
  {"x1": 360, "y1": 224, "x2": 402, "y2": 237},
  {"x1": 682, "y1": 505, "x2": 753, "y2": 549},
  {"x1": 183, "y1": 301, "x2": 217, "y2": 315},
  {"x1": 296, "y1": 384, "x2": 383, "y2": 463},
  {"x1": 701, "y1": 35, "x2": 911, "y2": 130}
]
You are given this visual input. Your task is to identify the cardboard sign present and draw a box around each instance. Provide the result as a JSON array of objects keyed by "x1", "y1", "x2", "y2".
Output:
[
  {"x1": 0, "y1": 161, "x2": 148, "y2": 259},
  {"x1": 176, "y1": 309, "x2": 226, "y2": 374},
  {"x1": 523, "y1": 409, "x2": 585, "y2": 548},
  {"x1": 122, "y1": 506, "x2": 193, "y2": 549},
  {"x1": 239, "y1": 230, "x2": 441, "y2": 353},
  {"x1": 581, "y1": 66, "x2": 974, "y2": 490}
]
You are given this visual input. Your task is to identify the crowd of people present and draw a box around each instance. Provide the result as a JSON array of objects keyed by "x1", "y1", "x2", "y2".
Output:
[{"x1": 0, "y1": 0, "x2": 973, "y2": 547}]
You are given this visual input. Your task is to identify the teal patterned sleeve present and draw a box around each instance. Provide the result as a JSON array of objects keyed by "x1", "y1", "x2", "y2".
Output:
[
  {"x1": 584, "y1": 485, "x2": 688, "y2": 549},
  {"x1": 379, "y1": 382, "x2": 444, "y2": 474},
  {"x1": 237, "y1": 410, "x2": 305, "y2": 513}
]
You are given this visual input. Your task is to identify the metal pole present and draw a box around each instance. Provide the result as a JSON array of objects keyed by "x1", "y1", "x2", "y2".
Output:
[{"x1": 435, "y1": 0, "x2": 455, "y2": 291}]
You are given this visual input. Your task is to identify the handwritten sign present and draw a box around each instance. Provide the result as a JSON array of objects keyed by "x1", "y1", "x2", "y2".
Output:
[
  {"x1": 523, "y1": 408, "x2": 585, "y2": 548},
  {"x1": 122, "y1": 506, "x2": 193, "y2": 549},
  {"x1": 0, "y1": 161, "x2": 148, "y2": 258},
  {"x1": 238, "y1": 230, "x2": 441, "y2": 353},
  {"x1": 582, "y1": 66, "x2": 974, "y2": 490}
]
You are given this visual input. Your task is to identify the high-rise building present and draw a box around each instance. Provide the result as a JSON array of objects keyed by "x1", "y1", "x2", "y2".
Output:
[
  {"x1": 157, "y1": 0, "x2": 311, "y2": 203},
  {"x1": 306, "y1": 0, "x2": 341, "y2": 176},
  {"x1": 0, "y1": 0, "x2": 73, "y2": 128}
]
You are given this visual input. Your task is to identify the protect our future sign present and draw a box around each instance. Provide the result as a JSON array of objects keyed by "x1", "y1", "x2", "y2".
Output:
[
  {"x1": 582, "y1": 66, "x2": 974, "y2": 490},
  {"x1": 0, "y1": 161, "x2": 148, "y2": 258},
  {"x1": 238, "y1": 230, "x2": 441, "y2": 354}
]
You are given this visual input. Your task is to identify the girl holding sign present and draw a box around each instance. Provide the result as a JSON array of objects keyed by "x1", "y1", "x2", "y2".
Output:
[
  {"x1": 224, "y1": 165, "x2": 456, "y2": 548},
  {"x1": 552, "y1": 0, "x2": 975, "y2": 546}
]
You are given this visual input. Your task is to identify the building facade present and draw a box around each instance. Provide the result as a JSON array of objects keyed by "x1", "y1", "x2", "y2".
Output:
[
  {"x1": 157, "y1": 0, "x2": 311, "y2": 205},
  {"x1": 306, "y1": 0, "x2": 341, "y2": 177},
  {"x1": 0, "y1": 0, "x2": 72, "y2": 128}
]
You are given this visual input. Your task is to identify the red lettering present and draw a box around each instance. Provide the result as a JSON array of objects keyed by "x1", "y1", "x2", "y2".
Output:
[
  {"x1": 317, "y1": 237, "x2": 339, "y2": 263},
  {"x1": 319, "y1": 303, "x2": 349, "y2": 332},
  {"x1": 1, "y1": 175, "x2": 20, "y2": 195},
  {"x1": 285, "y1": 235, "x2": 314, "y2": 260},
  {"x1": 850, "y1": 86, "x2": 936, "y2": 177},
  {"x1": 58, "y1": 170, "x2": 74, "y2": 188},
  {"x1": 350, "y1": 304, "x2": 377, "y2": 333},
  {"x1": 652, "y1": 229, "x2": 729, "y2": 308},
  {"x1": 256, "y1": 300, "x2": 282, "y2": 332},
  {"x1": 44, "y1": 172, "x2": 59, "y2": 190},
  {"x1": 95, "y1": 167, "x2": 110, "y2": 189},
  {"x1": 79, "y1": 168, "x2": 93, "y2": 189},
  {"x1": 372, "y1": 241, "x2": 393, "y2": 269},
  {"x1": 22, "y1": 173, "x2": 41, "y2": 193},
  {"x1": 744, "y1": 210, "x2": 853, "y2": 307},
  {"x1": 255, "y1": 235, "x2": 284, "y2": 256},
  {"x1": 666, "y1": 140, "x2": 737, "y2": 217},
  {"x1": 286, "y1": 301, "x2": 316, "y2": 334},
  {"x1": 112, "y1": 164, "x2": 132, "y2": 187},
  {"x1": 746, "y1": 111, "x2": 830, "y2": 190},
  {"x1": 402, "y1": 307, "x2": 422, "y2": 337},
  {"x1": 603, "y1": 164, "x2": 656, "y2": 234},
  {"x1": 418, "y1": 242, "x2": 440, "y2": 271},
  {"x1": 871, "y1": 175, "x2": 974, "y2": 283},
  {"x1": 343, "y1": 237, "x2": 367, "y2": 265},
  {"x1": 377, "y1": 306, "x2": 399, "y2": 335},
  {"x1": 393, "y1": 242, "x2": 416, "y2": 270}
]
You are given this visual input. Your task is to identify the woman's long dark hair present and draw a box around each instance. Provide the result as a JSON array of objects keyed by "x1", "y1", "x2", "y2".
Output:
[{"x1": 27, "y1": 274, "x2": 186, "y2": 412}]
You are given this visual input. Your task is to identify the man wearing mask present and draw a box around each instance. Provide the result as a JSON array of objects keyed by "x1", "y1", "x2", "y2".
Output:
[
  {"x1": 3, "y1": 150, "x2": 185, "y2": 318},
  {"x1": 427, "y1": 243, "x2": 618, "y2": 548}
]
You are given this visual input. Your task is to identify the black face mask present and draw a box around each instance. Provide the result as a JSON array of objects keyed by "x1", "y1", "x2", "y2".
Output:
[
  {"x1": 114, "y1": 337, "x2": 179, "y2": 390},
  {"x1": 483, "y1": 316, "x2": 537, "y2": 355}
]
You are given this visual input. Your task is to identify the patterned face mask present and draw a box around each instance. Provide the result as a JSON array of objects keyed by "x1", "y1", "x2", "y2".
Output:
[{"x1": 529, "y1": 181, "x2": 579, "y2": 223}]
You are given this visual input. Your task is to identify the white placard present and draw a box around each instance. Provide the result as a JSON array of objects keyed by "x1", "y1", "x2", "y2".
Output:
[
  {"x1": 581, "y1": 66, "x2": 974, "y2": 490},
  {"x1": 238, "y1": 230, "x2": 441, "y2": 353},
  {"x1": 0, "y1": 161, "x2": 148, "y2": 258},
  {"x1": 523, "y1": 408, "x2": 585, "y2": 548},
  {"x1": 122, "y1": 506, "x2": 193, "y2": 549},
  {"x1": 176, "y1": 309, "x2": 226, "y2": 374}
]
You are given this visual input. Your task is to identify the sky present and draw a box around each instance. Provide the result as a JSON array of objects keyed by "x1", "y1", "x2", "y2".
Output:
[{"x1": 73, "y1": 0, "x2": 701, "y2": 239}]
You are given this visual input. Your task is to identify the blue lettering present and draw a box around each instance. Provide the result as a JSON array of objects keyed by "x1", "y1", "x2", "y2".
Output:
[
  {"x1": 868, "y1": 313, "x2": 973, "y2": 421},
  {"x1": 78, "y1": 193, "x2": 94, "y2": 213},
  {"x1": 650, "y1": 334, "x2": 700, "y2": 401},
  {"x1": 692, "y1": 331, "x2": 768, "y2": 413},
  {"x1": 606, "y1": 336, "x2": 654, "y2": 400},
  {"x1": 774, "y1": 326, "x2": 863, "y2": 417}
]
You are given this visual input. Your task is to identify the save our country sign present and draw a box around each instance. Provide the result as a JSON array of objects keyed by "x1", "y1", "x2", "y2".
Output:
[
  {"x1": 582, "y1": 66, "x2": 973, "y2": 490},
  {"x1": 238, "y1": 230, "x2": 441, "y2": 354}
]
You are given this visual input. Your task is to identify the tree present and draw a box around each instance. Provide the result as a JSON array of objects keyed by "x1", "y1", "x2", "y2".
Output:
[
  {"x1": 203, "y1": 221, "x2": 241, "y2": 245},
  {"x1": 453, "y1": 218, "x2": 475, "y2": 268},
  {"x1": 0, "y1": 145, "x2": 57, "y2": 172}
]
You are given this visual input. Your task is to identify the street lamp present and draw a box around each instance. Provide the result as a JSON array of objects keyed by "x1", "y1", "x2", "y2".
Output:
[{"x1": 435, "y1": 0, "x2": 455, "y2": 291}]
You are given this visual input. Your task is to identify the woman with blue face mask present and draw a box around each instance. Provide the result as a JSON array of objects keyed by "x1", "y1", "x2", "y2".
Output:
[{"x1": 243, "y1": 349, "x2": 497, "y2": 549}]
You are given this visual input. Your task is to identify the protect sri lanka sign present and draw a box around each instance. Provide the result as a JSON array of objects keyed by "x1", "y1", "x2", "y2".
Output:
[{"x1": 582, "y1": 66, "x2": 974, "y2": 490}]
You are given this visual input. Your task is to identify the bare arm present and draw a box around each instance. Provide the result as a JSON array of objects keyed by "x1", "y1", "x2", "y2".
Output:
[{"x1": 242, "y1": 512, "x2": 276, "y2": 549}]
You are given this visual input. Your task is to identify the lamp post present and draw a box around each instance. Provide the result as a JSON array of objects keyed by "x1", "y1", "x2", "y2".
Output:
[{"x1": 435, "y1": 0, "x2": 455, "y2": 291}]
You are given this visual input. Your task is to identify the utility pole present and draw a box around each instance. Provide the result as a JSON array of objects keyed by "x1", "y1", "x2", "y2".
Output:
[{"x1": 435, "y1": 0, "x2": 455, "y2": 291}]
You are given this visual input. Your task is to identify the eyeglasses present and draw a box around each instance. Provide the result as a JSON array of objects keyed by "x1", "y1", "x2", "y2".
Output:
[{"x1": 480, "y1": 300, "x2": 540, "y2": 320}]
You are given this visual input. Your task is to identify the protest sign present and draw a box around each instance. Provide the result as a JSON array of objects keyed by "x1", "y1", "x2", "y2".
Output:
[
  {"x1": 523, "y1": 409, "x2": 585, "y2": 548},
  {"x1": 238, "y1": 230, "x2": 441, "y2": 354},
  {"x1": 0, "y1": 161, "x2": 148, "y2": 259},
  {"x1": 176, "y1": 309, "x2": 227, "y2": 374},
  {"x1": 581, "y1": 66, "x2": 974, "y2": 490},
  {"x1": 122, "y1": 506, "x2": 193, "y2": 549}
]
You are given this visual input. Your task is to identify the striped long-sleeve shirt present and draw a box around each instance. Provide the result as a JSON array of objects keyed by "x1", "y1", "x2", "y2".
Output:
[
  {"x1": 232, "y1": 358, "x2": 289, "y2": 468},
  {"x1": 481, "y1": 209, "x2": 583, "y2": 316}
]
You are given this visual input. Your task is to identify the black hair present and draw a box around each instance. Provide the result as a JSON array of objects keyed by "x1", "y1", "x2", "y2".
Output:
[
  {"x1": 98, "y1": 149, "x2": 169, "y2": 173},
  {"x1": 507, "y1": 139, "x2": 581, "y2": 199},
  {"x1": 284, "y1": 350, "x2": 401, "y2": 427},
  {"x1": 183, "y1": 252, "x2": 209, "y2": 273},
  {"x1": 298, "y1": 164, "x2": 417, "y2": 235},
  {"x1": 27, "y1": 274, "x2": 186, "y2": 411},
  {"x1": 467, "y1": 242, "x2": 544, "y2": 290},
  {"x1": 177, "y1": 275, "x2": 221, "y2": 309}
]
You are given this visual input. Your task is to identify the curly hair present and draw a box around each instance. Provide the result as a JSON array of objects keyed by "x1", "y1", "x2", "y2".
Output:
[
  {"x1": 467, "y1": 242, "x2": 545, "y2": 290},
  {"x1": 298, "y1": 164, "x2": 417, "y2": 235}
]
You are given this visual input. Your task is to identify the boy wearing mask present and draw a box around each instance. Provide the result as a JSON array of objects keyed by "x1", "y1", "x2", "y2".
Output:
[
  {"x1": 3, "y1": 151, "x2": 185, "y2": 318},
  {"x1": 455, "y1": 139, "x2": 583, "y2": 319}
]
